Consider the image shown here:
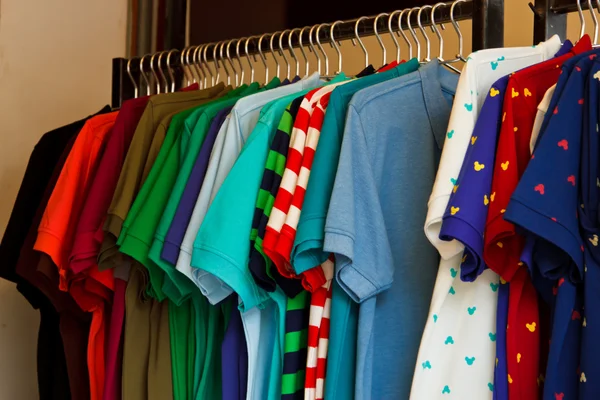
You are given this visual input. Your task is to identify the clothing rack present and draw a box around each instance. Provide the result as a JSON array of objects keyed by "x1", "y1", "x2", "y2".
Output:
[
  {"x1": 111, "y1": 0, "x2": 504, "y2": 108},
  {"x1": 531, "y1": 0, "x2": 588, "y2": 44}
]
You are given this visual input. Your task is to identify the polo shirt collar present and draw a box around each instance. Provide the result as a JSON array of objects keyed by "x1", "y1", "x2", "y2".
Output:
[{"x1": 419, "y1": 61, "x2": 458, "y2": 149}]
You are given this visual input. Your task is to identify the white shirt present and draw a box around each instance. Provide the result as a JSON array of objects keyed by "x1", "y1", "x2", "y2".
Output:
[
  {"x1": 530, "y1": 84, "x2": 555, "y2": 154},
  {"x1": 411, "y1": 36, "x2": 562, "y2": 400}
]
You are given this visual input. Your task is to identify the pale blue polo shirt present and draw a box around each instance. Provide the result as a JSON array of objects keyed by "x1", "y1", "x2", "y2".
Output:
[{"x1": 324, "y1": 61, "x2": 458, "y2": 399}]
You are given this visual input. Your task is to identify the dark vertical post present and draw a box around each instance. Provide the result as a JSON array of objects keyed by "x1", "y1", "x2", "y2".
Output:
[
  {"x1": 165, "y1": 0, "x2": 187, "y2": 51},
  {"x1": 531, "y1": 0, "x2": 567, "y2": 44},
  {"x1": 111, "y1": 57, "x2": 136, "y2": 109},
  {"x1": 472, "y1": 0, "x2": 504, "y2": 51}
]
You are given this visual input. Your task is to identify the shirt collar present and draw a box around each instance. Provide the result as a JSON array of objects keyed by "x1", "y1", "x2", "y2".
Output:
[{"x1": 419, "y1": 61, "x2": 459, "y2": 149}]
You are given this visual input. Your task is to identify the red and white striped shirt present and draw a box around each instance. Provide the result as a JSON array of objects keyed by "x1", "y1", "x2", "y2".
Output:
[
  {"x1": 263, "y1": 82, "x2": 345, "y2": 279},
  {"x1": 304, "y1": 257, "x2": 334, "y2": 400}
]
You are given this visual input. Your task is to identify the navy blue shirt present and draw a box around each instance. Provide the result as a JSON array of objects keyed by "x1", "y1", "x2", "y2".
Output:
[
  {"x1": 161, "y1": 106, "x2": 233, "y2": 264},
  {"x1": 221, "y1": 296, "x2": 248, "y2": 400},
  {"x1": 578, "y1": 60, "x2": 600, "y2": 399},
  {"x1": 504, "y1": 56, "x2": 598, "y2": 400}
]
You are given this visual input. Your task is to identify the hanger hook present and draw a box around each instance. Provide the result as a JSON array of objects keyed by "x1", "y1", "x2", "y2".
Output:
[
  {"x1": 330, "y1": 21, "x2": 344, "y2": 74},
  {"x1": 397, "y1": 9, "x2": 413, "y2": 60},
  {"x1": 149, "y1": 53, "x2": 161, "y2": 94},
  {"x1": 417, "y1": 6, "x2": 432, "y2": 62},
  {"x1": 388, "y1": 11, "x2": 402, "y2": 63},
  {"x1": 203, "y1": 44, "x2": 216, "y2": 86},
  {"x1": 288, "y1": 28, "x2": 303, "y2": 77},
  {"x1": 450, "y1": 0, "x2": 466, "y2": 61},
  {"x1": 374, "y1": 13, "x2": 389, "y2": 67},
  {"x1": 279, "y1": 30, "x2": 292, "y2": 79},
  {"x1": 157, "y1": 51, "x2": 169, "y2": 93},
  {"x1": 576, "y1": 0, "x2": 586, "y2": 39},
  {"x1": 299, "y1": 26, "x2": 312, "y2": 75},
  {"x1": 245, "y1": 36, "x2": 258, "y2": 83},
  {"x1": 257, "y1": 34, "x2": 270, "y2": 82},
  {"x1": 177, "y1": 49, "x2": 189, "y2": 88},
  {"x1": 269, "y1": 32, "x2": 281, "y2": 79},
  {"x1": 127, "y1": 58, "x2": 139, "y2": 98},
  {"x1": 315, "y1": 24, "x2": 330, "y2": 76},
  {"x1": 197, "y1": 44, "x2": 210, "y2": 89},
  {"x1": 184, "y1": 47, "x2": 198, "y2": 86},
  {"x1": 212, "y1": 42, "x2": 222, "y2": 84},
  {"x1": 587, "y1": 0, "x2": 598, "y2": 44},
  {"x1": 235, "y1": 38, "x2": 246, "y2": 85},
  {"x1": 191, "y1": 46, "x2": 205, "y2": 89},
  {"x1": 407, "y1": 8, "x2": 422, "y2": 62},
  {"x1": 166, "y1": 50, "x2": 178, "y2": 92},
  {"x1": 354, "y1": 16, "x2": 369, "y2": 68},
  {"x1": 308, "y1": 25, "x2": 322, "y2": 74},
  {"x1": 218, "y1": 42, "x2": 232, "y2": 85},
  {"x1": 226, "y1": 40, "x2": 239, "y2": 86},
  {"x1": 139, "y1": 54, "x2": 151, "y2": 95},
  {"x1": 431, "y1": 3, "x2": 447, "y2": 61}
]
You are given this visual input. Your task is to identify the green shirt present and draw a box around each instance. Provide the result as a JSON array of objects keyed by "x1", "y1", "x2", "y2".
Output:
[{"x1": 118, "y1": 82, "x2": 261, "y2": 301}]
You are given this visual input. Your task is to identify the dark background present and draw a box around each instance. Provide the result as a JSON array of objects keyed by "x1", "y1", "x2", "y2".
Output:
[{"x1": 189, "y1": 0, "x2": 439, "y2": 44}]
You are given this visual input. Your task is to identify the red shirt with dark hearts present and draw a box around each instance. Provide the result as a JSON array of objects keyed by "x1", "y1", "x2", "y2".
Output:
[{"x1": 483, "y1": 35, "x2": 592, "y2": 400}]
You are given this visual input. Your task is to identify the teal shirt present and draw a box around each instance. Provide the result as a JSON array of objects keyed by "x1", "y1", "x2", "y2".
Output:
[{"x1": 291, "y1": 59, "x2": 420, "y2": 400}]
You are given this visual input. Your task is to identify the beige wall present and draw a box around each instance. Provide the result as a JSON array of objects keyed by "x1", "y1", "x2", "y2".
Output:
[
  {"x1": 0, "y1": 1, "x2": 126, "y2": 399},
  {"x1": 0, "y1": 0, "x2": 596, "y2": 399}
]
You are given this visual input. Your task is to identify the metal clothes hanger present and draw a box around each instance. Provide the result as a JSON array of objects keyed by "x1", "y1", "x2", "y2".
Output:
[
  {"x1": 166, "y1": 49, "x2": 177, "y2": 92},
  {"x1": 374, "y1": 13, "x2": 389, "y2": 68},
  {"x1": 449, "y1": 0, "x2": 468, "y2": 63},
  {"x1": 398, "y1": 9, "x2": 414, "y2": 60},
  {"x1": 576, "y1": 0, "x2": 586, "y2": 40},
  {"x1": 432, "y1": 3, "x2": 461, "y2": 73},
  {"x1": 158, "y1": 51, "x2": 170, "y2": 92},
  {"x1": 203, "y1": 44, "x2": 216, "y2": 87},
  {"x1": 198, "y1": 44, "x2": 211, "y2": 89},
  {"x1": 186, "y1": 46, "x2": 202, "y2": 87},
  {"x1": 417, "y1": 5, "x2": 433, "y2": 62},
  {"x1": 299, "y1": 26, "x2": 312, "y2": 75},
  {"x1": 354, "y1": 16, "x2": 370, "y2": 70},
  {"x1": 226, "y1": 40, "x2": 239, "y2": 86},
  {"x1": 150, "y1": 52, "x2": 162, "y2": 94},
  {"x1": 180, "y1": 47, "x2": 192, "y2": 87},
  {"x1": 127, "y1": 58, "x2": 139, "y2": 99},
  {"x1": 212, "y1": 42, "x2": 222, "y2": 84},
  {"x1": 269, "y1": 32, "x2": 283, "y2": 79},
  {"x1": 191, "y1": 46, "x2": 205, "y2": 89},
  {"x1": 235, "y1": 38, "x2": 246, "y2": 84},
  {"x1": 279, "y1": 30, "x2": 292, "y2": 80},
  {"x1": 330, "y1": 21, "x2": 344, "y2": 74},
  {"x1": 139, "y1": 54, "x2": 152, "y2": 95},
  {"x1": 587, "y1": 0, "x2": 598, "y2": 44},
  {"x1": 257, "y1": 34, "x2": 270, "y2": 83},
  {"x1": 315, "y1": 23, "x2": 331, "y2": 76},
  {"x1": 288, "y1": 28, "x2": 303, "y2": 77},
  {"x1": 218, "y1": 41, "x2": 232, "y2": 85},
  {"x1": 308, "y1": 25, "x2": 322, "y2": 74},
  {"x1": 245, "y1": 36, "x2": 259, "y2": 83},
  {"x1": 388, "y1": 10, "x2": 403, "y2": 63},
  {"x1": 407, "y1": 8, "x2": 422, "y2": 62}
]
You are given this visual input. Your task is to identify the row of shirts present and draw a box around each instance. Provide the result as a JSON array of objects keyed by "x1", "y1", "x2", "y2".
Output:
[
  {"x1": 415, "y1": 33, "x2": 600, "y2": 400},
  {"x1": 8, "y1": 53, "x2": 458, "y2": 400}
]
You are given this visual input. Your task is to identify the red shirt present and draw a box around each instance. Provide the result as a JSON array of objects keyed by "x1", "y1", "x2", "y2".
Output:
[{"x1": 484, "y1": 35, "x2": 592, "y2": 400}]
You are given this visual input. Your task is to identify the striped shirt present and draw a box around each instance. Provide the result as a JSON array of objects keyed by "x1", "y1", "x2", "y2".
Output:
[
  {"x1": 305, "y1": 257, "x2": 334, "y2": 400},
  {"x1": 281, "y1": 290, "x2": 310, "y2": 400},
  {"x1": 248, "y1": 97, "x2": 304, "y2": 295},
  {"x1": 263, "y1": 83, "x2": 344, "y2": 278}
]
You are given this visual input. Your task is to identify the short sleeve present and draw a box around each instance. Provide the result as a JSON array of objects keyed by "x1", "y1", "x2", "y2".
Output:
[
  {"x1": 324, "y1": 105, "x2": 393, "y2": 303},
  {"x1": 439, "y1": 79, "x2": 507, "y2": 281},
  {"x1": 504, "y1": 68, "x2": 586, "y2": 282}
]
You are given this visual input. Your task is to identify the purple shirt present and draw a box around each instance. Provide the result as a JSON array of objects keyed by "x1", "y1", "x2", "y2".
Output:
[
  {"x1": 439, "y1": 77, "x2": 508, "y2": 282},
  {"x1": 221, "y1": 297, "x2": 248, "y2": 400},
  {"x1": 161, "y1": 106, "x2": 233, "y2": 264}
]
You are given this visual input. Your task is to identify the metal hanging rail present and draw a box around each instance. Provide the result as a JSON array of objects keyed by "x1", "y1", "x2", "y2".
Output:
[
  {"x1": 112, "y1": 0, "x2": 504, "y2": 108},
  {"x1": 530, "y1": 0, "x2": 595, "y2": 44}
]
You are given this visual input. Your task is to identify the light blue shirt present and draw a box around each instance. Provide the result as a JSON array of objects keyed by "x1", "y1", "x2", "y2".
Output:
[
  {"x1": 324, "y1": 61, "x2": 458, "y2": 399},
  {"x1": 173, "y1": 73, "x2": 322, "y2": 304}
]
